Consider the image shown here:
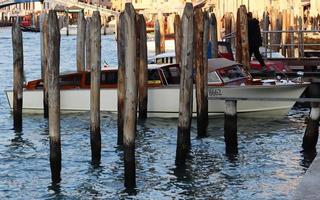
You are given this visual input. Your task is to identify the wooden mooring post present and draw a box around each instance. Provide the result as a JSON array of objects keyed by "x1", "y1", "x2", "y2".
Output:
[
  {"x1": 137, "y1": 14, "x2": 148, "y2": 120},
  {"x1": 155, "y1": 19, "x2": 161, "y2": 55},
  {"x1": 86, "y1": 17, "x2": 92, "y2": 71},
  {"x1": 174, "y1": 14, "x2": 182, "y2": 65},
  {"x1": 123, "y1": 3, "x2": 137, "y2": 188},
  {"x1": 12, "y1": 20, "x2": 23, "y2": 131},
  {"x1": 176, "y1": 3, "x2": 193, "y2": 166},
  {"x1": 76, "y1": 11, "x2": 86, "y2": 72},
  {"x1": 236, "y1": 5, "x2": 250, "y2": 70},
  {"x1": 224, "y1": 100, "x2": 238, "y2": 154},
  {"x1": 47, "y1": 10, "x2": 61, "y2": 183},
  {"x1": 194, "y1": 8, "x2": 208, "y2": 138},
  {"x1": 90, "y1": 11, "x2": 102, "y2": 166},
  {"x1": 41, "y1": 13, "x2": 49, "y2": 118},
  {"x1": 117, "y1": 12, "x2": 125, "y2": 146},
  {"x1": 209, "y1": 13, "x2": 218, "y2": 58}
]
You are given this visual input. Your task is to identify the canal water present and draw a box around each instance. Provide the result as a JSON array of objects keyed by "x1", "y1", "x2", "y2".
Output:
[{"x1": 0, "y1": 27, "x2": 316, "y2": 199}]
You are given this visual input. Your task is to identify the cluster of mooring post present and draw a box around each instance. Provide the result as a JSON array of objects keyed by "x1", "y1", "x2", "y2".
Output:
[
  {"x1": 12, "y1": 20, "x2": 23, "y2": 132},
  {"x1": 117, "y1": 3, "x2": 148, "y2": 188}
]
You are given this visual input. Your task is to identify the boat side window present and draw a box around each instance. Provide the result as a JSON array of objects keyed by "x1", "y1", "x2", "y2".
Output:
[
  {"x1": 101, "y1": 70, "x2": 117, "y2": 85},
  {"x1": 161, "y1": 65, "x2": 180, "y2": 84},
  {"x1": 208, "y1": 71, "x2": 222, "y2": 83},
  {"x1": 85, "y1": 70, "x2": 118, "y2": 85},
  {"x1": 60, "y1": 74, "x2": 82, "y2": 87},
  {"x1": 148, "y1": 69, "x2": 162, "y2": 84},
  {"x1": 218, "y1": 66, "x2": 246, "y2": 82}
]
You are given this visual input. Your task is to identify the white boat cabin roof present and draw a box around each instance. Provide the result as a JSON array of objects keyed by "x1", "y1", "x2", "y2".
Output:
[{"x1": 208, "y1": 58, "x2": 241, "y2": 71}]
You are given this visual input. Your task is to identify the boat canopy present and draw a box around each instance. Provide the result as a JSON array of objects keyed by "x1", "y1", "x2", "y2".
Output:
[{"x1": 208, "y1": 58, "x2": 241, "y2": 71}]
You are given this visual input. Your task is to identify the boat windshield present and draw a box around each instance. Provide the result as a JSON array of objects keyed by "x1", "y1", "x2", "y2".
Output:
[
  {"x1": 216, "y1": 65, "x2": 246, "y2": 83},
  {"x1": 160, "y1": 64, "x2": 180, "y2": 85}
]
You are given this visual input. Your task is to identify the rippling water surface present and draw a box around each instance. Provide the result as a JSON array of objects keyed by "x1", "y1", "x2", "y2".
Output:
[{"x1": 0, "y1": 27, "x2": 316, "y2": 199}]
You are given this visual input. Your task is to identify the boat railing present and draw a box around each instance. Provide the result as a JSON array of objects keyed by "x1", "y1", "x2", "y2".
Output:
[{"x1": 221, "y1": 29, "x2": 320, "y2": 59}]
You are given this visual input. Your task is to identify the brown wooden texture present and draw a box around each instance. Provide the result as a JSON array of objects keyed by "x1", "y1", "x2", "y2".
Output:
[
  {"x1": 12, "y1": 20, "x2": 23, "y2": 131},
  {"x1": 239, "y1": 5, "x2": 249, "y2": 70},
  {"x1": 123, "y1": 3, "x2": 137, "y2": 188},
  {"x1": 174, "y1": 14, "x2": 182, "y2": 65},
  {"x1": 47, "y1": 10, "x2": 61, "y2": 184},
  {"x1": 210, "y1": 13, "x2": 218, "y2": 58},
  {"x1": 176, "y1": 3, "x2": 194, "y2": 166},
  {"x1": 117, "y1": 12, "x2": 125, "y2": 145},
  {"x1": 90, "y1": 11, "x2": 102, "y2": 166},
  {"x1": 194, "y1": 8, "x2": 207, "y2": 138},
  {"x1": 86, "y1": 17, "x2": 92, "y2": 71},
  {"x1": 77, "y1": 11, "x2": 86, "y2": 72},
  {"x1": 137, "y1": 14, "x2": 148, "y2": 119}
]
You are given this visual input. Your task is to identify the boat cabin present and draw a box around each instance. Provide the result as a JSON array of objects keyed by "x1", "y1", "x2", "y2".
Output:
[{"x1": 24, "y1": 58, "x2": 255, "y2": 90}]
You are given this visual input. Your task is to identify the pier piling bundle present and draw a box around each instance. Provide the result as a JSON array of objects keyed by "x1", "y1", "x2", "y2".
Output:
[
  {"x1": 47, "y1": 10, "x2": 61, "y2": 183},
  {"x1": 12, "y1": 20, "x2": 23, "y2": 131},
  {"x1": 77, "y1": 11, "x2": 86, "y2": 72},
  {"x1": 90, "y1": 11, "x2": 102, "y2": 166},
  {"x1": 176, "y1": 2, "x2": 194, "y2": 166}
]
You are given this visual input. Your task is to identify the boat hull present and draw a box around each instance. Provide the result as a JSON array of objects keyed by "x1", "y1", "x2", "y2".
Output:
[{"x1": 5, "y1": 84, "x2": 308, "y2": 118}]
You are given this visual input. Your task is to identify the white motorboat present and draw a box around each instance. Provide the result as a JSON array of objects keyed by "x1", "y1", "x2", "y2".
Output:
[{"x1": 5, "y1": 58, "x2": 309, "y2": 118}]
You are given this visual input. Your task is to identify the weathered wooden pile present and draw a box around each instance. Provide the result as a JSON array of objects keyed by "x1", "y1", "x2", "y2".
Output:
[{"x1": 10, "y1": 3, "x2": 320, "y2": 189}]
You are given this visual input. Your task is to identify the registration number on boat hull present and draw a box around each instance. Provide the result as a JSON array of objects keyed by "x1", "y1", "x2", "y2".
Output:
[{"x1": 208, "y1": 88, "x2": 222, "y2": 97}]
